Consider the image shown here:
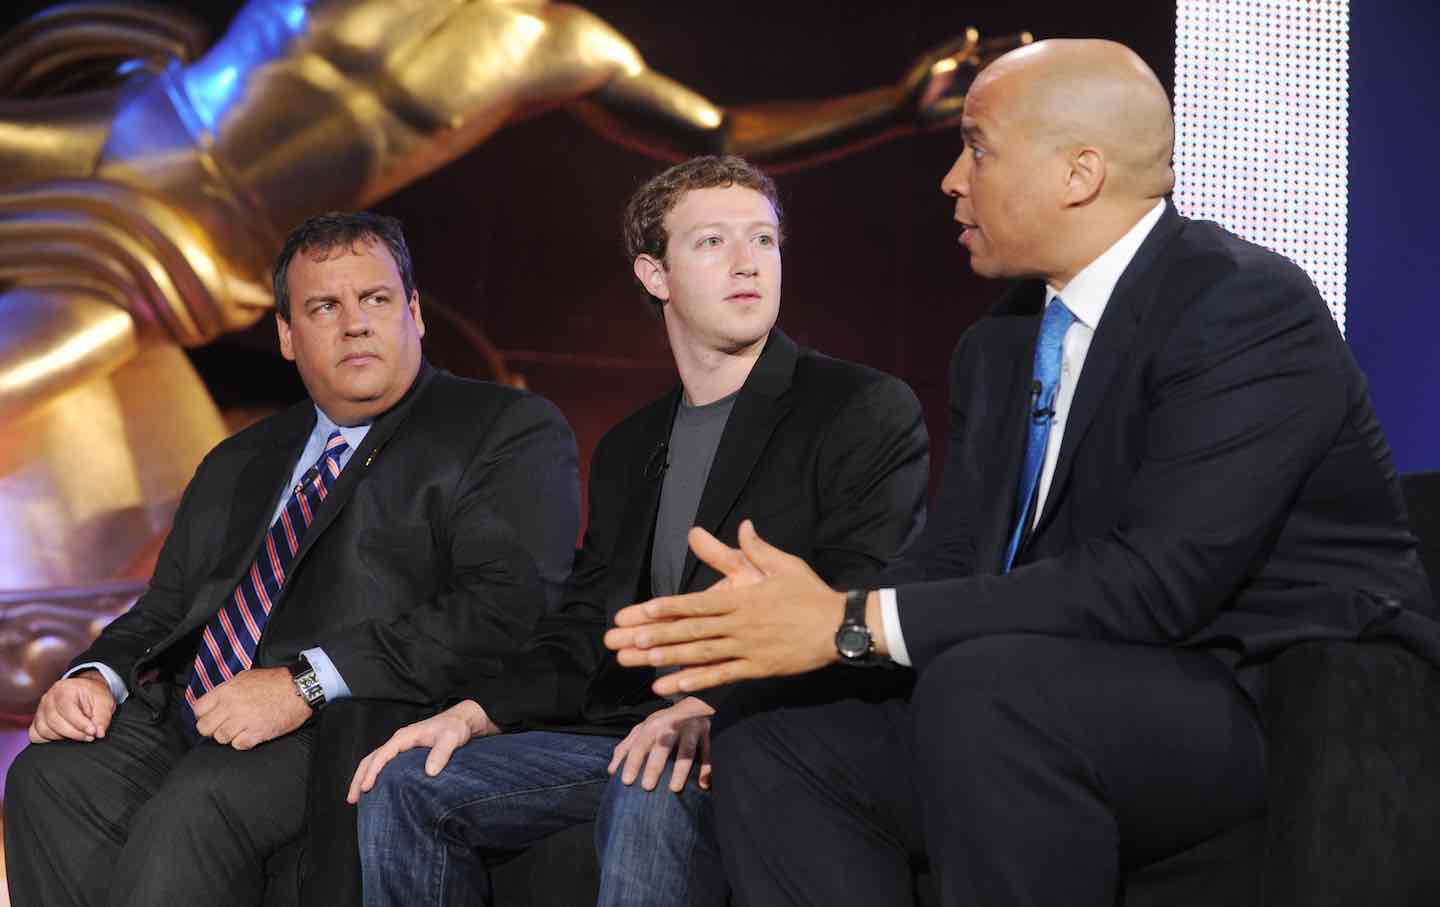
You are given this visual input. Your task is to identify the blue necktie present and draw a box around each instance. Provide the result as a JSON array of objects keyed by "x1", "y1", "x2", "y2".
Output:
[
  {"x1": 1002, "y1": 299, "x2": 1076, "y2": 573},
  {"x1": 183, "y1": 430, "x2": 348, "y2": 724}
]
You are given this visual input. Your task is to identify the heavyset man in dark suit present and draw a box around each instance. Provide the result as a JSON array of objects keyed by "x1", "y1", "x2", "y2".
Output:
[
  {"x1": 3, "y1": 212, "x2": 580, "y2": 906},
  {"x1": 349, "y1": 156, "x2": 929, "y2": 905},
  {"x1": 607, "y1": 40, "x2": 1439, "y2": 906}
]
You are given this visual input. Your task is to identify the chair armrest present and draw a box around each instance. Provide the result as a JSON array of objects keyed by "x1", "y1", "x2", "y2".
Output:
[{"x1": 1258, "y1": 641, "x2": 1440, "y2": 906}]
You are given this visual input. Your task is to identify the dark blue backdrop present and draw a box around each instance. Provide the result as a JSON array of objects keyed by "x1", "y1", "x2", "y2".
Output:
[{"x1": 1348, "y1": 4, "x2": 1440, "y2": 474}]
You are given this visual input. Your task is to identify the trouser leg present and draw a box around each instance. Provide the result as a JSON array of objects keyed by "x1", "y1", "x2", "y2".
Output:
[
  {"x1": 4, "y1": 698, "x2": 187, "y2": 907},
  {"x1": 711, "y1": 673, "x2": 924, "y2": 907},
  {"x1": 107, "y1": 724, "x2": 314, "y2": 907},
  {"x1": 594, "y1": 754, "x2": 727, "y2": 907},
  {"x1": 357, "y1": 730, "x2": 615, "y2": 907},
  {"x1": 911, "y1": 635, "x2": 1267, "y2": 907}
]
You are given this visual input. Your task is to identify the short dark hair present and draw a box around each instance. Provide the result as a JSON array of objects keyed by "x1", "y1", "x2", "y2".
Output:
[
  {"x1": 272, "y1": 211, "x2": 415, "y2": 320},
  {"x1": 622, "y1": 155, "x2": 783, "y2": 305}
]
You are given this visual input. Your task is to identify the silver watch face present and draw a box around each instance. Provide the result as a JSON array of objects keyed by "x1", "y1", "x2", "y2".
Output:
[
  {"x1": 836, "y1": 624, "x2": 872, "y2": 660},
  {"x1": 293, "y1": 670, "x2": 323, "y2": 706}
]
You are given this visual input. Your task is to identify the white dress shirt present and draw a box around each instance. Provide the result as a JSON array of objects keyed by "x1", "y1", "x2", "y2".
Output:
[{"x1": 880, "y1": 200, "x2": 1167, "y2": 667}]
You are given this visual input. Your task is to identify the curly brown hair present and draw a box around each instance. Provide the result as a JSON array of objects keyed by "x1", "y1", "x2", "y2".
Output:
[{"x1": 623, "y1": 156, "x2": 783, "y2": 305}]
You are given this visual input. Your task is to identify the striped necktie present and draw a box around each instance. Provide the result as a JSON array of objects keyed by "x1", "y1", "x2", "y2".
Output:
[
  {"x1": 183, "y1": 430, "x2": 349, "y2": 723},
  {"x1": 1002, "y1": 298, "x2": 1076, "y2": 573}
]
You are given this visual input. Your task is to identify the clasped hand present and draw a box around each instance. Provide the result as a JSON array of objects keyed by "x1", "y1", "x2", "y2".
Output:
[
  {"x1": 604, "y1": 520, "x2": 849, "y2": 696},
  {"x1": 191, "y1": 667, "x2": 313, "y2": 750}
]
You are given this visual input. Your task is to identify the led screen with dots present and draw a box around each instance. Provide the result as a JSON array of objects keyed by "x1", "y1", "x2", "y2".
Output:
[{"x1": 1173, "y1": 0, "x2": 1350, "y2": 332}]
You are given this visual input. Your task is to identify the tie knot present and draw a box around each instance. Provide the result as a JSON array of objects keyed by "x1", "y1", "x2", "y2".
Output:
[
  {"x1": 310, "y1": 430, "x2": 350, "y2": 488},
  {"x1": 1039, "y1": 297, "x2": 1077, "y2": 349}
]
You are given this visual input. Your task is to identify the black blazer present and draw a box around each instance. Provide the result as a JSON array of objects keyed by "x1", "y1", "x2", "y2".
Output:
[
  {"x1": 71, "y1": 363, "x2": 581, "y2": 715},
  {"x1": 477, "y1": 330, "x2": 930, "y2": 733},
  {"x1": 885, "y1": 203, "x2": 1439, "y2": 698}
]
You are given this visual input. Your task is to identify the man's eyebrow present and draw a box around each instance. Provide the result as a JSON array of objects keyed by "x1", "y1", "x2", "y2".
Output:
[
  {"x1": 961, "y1": 122, "x2": 987, "y2": 143},
  {"x1": 302, "y1": 284, "x2": 394, "y2": 307},
  {"x1": 682, "y1": 220, "x2": 780, "y2": 235}
]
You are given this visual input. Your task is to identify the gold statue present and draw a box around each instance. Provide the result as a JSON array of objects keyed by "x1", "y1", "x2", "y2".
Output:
[{"x1": 0, "y1": 0, "x2": 1028, "y2": 719}]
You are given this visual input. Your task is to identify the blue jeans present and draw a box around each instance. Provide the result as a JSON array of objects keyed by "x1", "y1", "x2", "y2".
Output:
[
  {"x1": 595, "y1": 744, "x2": 727, "y2": 907},
  {"x1": 358, "y1": 730, "x2": 725, "y2": 907}
]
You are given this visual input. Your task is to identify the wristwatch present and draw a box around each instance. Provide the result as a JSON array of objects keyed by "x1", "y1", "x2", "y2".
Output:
[
  {"x1": 834, "y1": 589, "x2": 880, "y2": 666},
  {"x1": 288, "y1": 655, "x2": 326, "y2": 710}
]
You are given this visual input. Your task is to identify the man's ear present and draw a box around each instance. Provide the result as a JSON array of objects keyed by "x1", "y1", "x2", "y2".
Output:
[
  {"x1": 633, "y1": 254, "x2": 670, "y2": 302},
  {"x1": 276, "y1": 311, "x2": 295, "y2": 361},
  {"x1": 409, "y1": 290, "x2": 425, "y2": 339},
  {"x1": 1063, "y1": 146, "x2": 1106, "y2": 207}
]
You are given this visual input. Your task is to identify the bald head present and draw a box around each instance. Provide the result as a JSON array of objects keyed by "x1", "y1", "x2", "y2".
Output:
[{"x1": 977, "y1": 39, "x2": 1175, "y2": 200}]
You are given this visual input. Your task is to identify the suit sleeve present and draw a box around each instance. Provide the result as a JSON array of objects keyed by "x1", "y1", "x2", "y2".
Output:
[
  {"x1": 896, "y1": 261, "x2": 1348, "y2": 672},
  {"x1": 465, "y1": 428, "x2": 628, "y2": 729},
  {"x1": 317, "y1": 393, "x2": 581, "y2": 701},
  {"x1": 65, "y1": 452, "x2": 215, "y2": 685},
  {"x1": 803, "y1": 376, "x2": 931, "y2": 587}
]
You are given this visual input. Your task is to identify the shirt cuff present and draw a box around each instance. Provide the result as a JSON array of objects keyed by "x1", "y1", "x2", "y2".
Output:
[
  {"x1": 302, "y1": 647, "x2": 351, "y2": 702},
  {"x1": 65, "y1": 662, "x2": 128, "y2": 704},
  {"x1": 878, "y1": 588, "x2": 912, "y2": 667}
]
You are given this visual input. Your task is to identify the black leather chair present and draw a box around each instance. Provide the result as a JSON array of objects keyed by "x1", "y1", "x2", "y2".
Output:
[
  {"x1": 1126, "y1": 470, "x2": 1440, "y2": 907},
  {"x1": 1101, "y1": 470, "x2": 1440, "y2": 906},
  {"x1": 274, "y1": 473, "x2": 1440, "y2": 906}
]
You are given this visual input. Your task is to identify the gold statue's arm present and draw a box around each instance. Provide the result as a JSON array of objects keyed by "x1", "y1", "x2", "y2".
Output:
[
  {"x1": 0, "y1": 288, "x2": 136, "y2": 423},
  {"x1": 574, "y1": 31, "x2": 1032, "y2": 169}
]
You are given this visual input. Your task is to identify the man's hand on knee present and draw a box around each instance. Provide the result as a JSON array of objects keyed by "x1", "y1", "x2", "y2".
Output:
[
  {"x1": 28, "y1": 671, "x2": 116, "y2": 743},
  {"x1": 609, "y1": 696, "x2": 715, "y2": 793},
  {"x1": 192, "y1": 667, "x2": 311, "y2": 750},
  {"x1": 346, "y1": 699, "x2": 499, "y2": 804}
]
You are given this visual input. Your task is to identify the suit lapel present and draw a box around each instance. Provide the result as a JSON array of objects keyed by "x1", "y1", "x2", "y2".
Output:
[
  {"x1": 979, "y1": 309, "x2": 1047, "y2": 572},
  {"x1": 609, "y1": 391, "x2": 681, "y2": 608},
  {"x1": 284, "y1": 364, "x2": 438, "y2": 577},
  {"x1": 1034, "y1": 204, "x2": 1185, "y2": 531},
  {"x1": 173, "y1": 403, "x2": 314, "y2": 641},
  {"x1": 679, "y1": 331, "x2": 798, "y2": 591},
  {"x1": 213, "y1": 407, "x2": 313, "y2": 592}
]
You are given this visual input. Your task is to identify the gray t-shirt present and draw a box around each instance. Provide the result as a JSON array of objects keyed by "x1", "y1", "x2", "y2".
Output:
[{"x1": 650, "y1": 390, "x2": 739, "y2": 599}]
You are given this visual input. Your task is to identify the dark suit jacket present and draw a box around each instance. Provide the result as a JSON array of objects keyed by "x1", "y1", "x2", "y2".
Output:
[
  {"x1": 885, "y1": 203, "x2": 1438, "y2": 698},
  {"x1": 70, "y1": 361, "x2": 580, "y2": 724},
  {"x1": 474, "y1": 330, "x2": 930, "y2": 734}
]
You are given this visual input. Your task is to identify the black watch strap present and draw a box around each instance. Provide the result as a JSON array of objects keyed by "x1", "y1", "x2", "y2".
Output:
[
  {"x1": 835, "y1": 589, "x2": 880, "y2": 666},
  {"x1": 844, "y1": 588, "x2": 868, "y2": 626}
]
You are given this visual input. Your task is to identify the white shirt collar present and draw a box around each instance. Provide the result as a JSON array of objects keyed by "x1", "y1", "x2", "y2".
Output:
[{"x1": 1044, "y1": 200, "x2": 1167, "y2": 329}]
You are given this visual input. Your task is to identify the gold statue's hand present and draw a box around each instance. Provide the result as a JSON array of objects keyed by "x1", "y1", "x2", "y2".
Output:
[
  {"x1": 899, "y1": 30, "x2": 984, "y2": 130},
  {"x1": 900, "y1": 29, "x2": 1034, "y2": 130}
]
